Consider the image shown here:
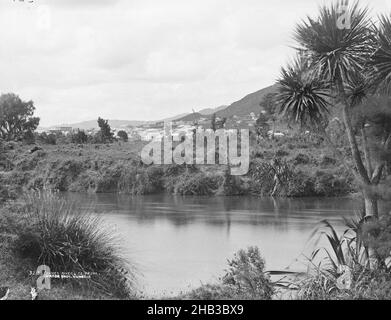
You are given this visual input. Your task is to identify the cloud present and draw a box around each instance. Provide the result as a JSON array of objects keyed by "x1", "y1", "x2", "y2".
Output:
[{"x1": 0, "y1": 0, "x2": 384, "y2": 126}]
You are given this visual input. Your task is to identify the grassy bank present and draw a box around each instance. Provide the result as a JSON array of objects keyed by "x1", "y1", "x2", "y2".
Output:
[
  {"x1": 0, "y1": 135, "x2": 355, "y2": 200},
  {"x1": 0, "y1": 191, "x2": 136, "y2": 300}
]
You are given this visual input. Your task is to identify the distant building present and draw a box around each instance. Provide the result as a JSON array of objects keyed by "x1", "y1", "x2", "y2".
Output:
[{"x1": 48, "y1": 127, "x2": 73, "y2": 135}]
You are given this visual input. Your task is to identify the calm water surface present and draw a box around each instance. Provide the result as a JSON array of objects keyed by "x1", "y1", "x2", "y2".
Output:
[{"x1": 65, "y1": 193, "x2": 373, "y2": 296}]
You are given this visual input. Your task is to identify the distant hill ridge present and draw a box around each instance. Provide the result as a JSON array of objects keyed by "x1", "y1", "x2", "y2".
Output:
[{"x1": 48, "y1": 84, "x2": 277, "y2": 129}]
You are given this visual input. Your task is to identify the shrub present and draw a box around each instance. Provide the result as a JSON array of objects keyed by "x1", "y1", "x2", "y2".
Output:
[
  {"x1": 38, "y1": 132, "x2": 57, "y2": 145},
  {"x1": 293, "y1": 153, "x2": 311, "y2": 165},
  {"x1": 117, "y1": 130, "x2": 128, "y2": 142},
  {"x1": 276, "y1": 149, "x2": 290, "y2": 157},
  {"x1": 247, "y1": 160, "x2": 275, "y2": 195},
  {"x1": 71, "y1": 130, "x2": 88, "y2": 144},
  {"x1": 217, "y1": 168, "x2": 244, "y2": 196},
  {"x1": 286, "y1": 171, "x2": 316, "y2": 197},
  {"x1": 313, "y1": 171, "x2": 352, "y2": 197},
  {"x1": 37, "y1": 159, "x2": 85, "y2": 191},
  {"x1": 118, "y1": 165, "x2": 164, "y2": 195},
  {"x1": 184, "y1": 247, "x2": 274, "y2": 300},
  {"x1": 297, "y1": 219, "x2": 391, "y2": 300},
  {"x1": 173, "y1": 172, "x2": 221, "y2": 196},
  {"x1": 320, "y1": 155, "x2": 337, "y2": 166},
  {"x1": 13, "y1": 191, "x2": 135, "y2": 298},
  {"x1": 23, "y1": 130, "x2": 35, "y2": 145},
  {"x1": 362, "y1": 215, "x2": 391, "y2": 268},
  {"x1": 222, "y1": 247, "x2": 274, "y2": 299}
]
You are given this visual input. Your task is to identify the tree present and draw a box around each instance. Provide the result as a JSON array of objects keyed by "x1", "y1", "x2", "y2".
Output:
[
  {"x1": 211, "y1": 113, "x2": 227, "y2": 131},
  {"x1": 117, "y1": 130, "x2": 128, "y2": 142},
  {"x1": 0, "y1": 93, "x2": 40, "y2": 141},
  {"x1": 37, "y1": 132, "x2": 56, "y2": 145},
  {"x1": 276, "y1": 2, "x2": 391, "y2": 218},
  {"x1": 97, "y1": 117, "x2": 113, "y2": 143},
  {"x1": 259, "y1": 93, "x2": 278, "y2": 131},
  {"x1": 211, "y1": 113, "x2": 217, "y2": 131},
  {"x1": 71, "y1": 130, "x2": 88, "y2": 144},
  {"x1": 255, "y1": 112, "x2": 270, "y2": 140}
]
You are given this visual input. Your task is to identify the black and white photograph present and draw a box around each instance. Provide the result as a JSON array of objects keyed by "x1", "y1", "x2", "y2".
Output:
[{"x1": 0, "y1": 0, "x2": 391, "y2": 311}]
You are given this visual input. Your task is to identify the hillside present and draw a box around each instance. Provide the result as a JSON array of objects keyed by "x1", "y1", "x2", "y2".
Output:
[
  {"x1": 198, "y1": 105, "x2": 228, "y2": 115},
  {"x1": 216, "y1": 85, "x2": 277, "y2": 118},
  {"x1": 176, "y1": 112, "x2": 203, "y2": 122},
  {"x1": 50, "y1": 120, "x2": 149, "y2": 130},
  {"x1": 48, "y1": 85, "x2": 278, "y2": 129},
  {"x1": 175, "y1": 84, "x2": 277, "y2": 122}
]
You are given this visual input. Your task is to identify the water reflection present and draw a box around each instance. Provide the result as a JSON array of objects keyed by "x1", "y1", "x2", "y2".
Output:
[
  {"x1": 66, "y1": 193, "x2": 363, "y2": 230},
  {"x1": 63, "y1": 193, "x2": 388, "y2": 296}
]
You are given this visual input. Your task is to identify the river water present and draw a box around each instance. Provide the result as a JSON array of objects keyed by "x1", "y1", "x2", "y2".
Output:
[{"x1": 64, "y1": 193, "x2": 374, "y2": 297}]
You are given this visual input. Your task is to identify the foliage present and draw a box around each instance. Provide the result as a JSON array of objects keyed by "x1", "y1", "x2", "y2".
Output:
[
  {"x1": 211, "y1": 113, "x2": 227, "y2": 131},
  {"x1": 184, "y1": 247, "x2": 274, "y2": 300},
  {"x1": 361, "y1": 215, "x2": 391, "y2": 268},
  {"x1": 294, "y1": 1, "x2": 373, "y2": 84},
  {"x1": 254, "y1": 113, "x2": 270, "y2": 139},
  {"x1": 222, "y1": 247, "x2": 274, "y2": 299},
  {"x1": 117, "y1": 130, "x2": 128, "y2": 142},
  {"x1": 71, "y1": 130, "x2": 88, "y2": 144},
  {"x1": 13, "y1": 191, "x2": 134, "y2": 298},
  {"x1": 276, "y1": 0, "x2": 391, "y2": 217},
  {"x1": 97, "y1": 117, "x2": 114, "y2": 143},
  {"x1": 23, "y1": 130, "x2": 35, "y2": 145},
  {"x1": 37, "y1": 132, "x2": 57, "y2": 145},
  {"x1": 297, "y1": 217, "x2": 391, "y2": 300},
  {"x1": 370, "y1": 15, "x2": 391, "y2": 94},
  {"x1": 173, "y1": 172, "x2": 221, "y2": 196},
  {"x1": 0, "y1": 93, "x2": 40, "y2": 141},
  {"x1": 277, "y1": 58, "x2": 331, "y2": 126}
]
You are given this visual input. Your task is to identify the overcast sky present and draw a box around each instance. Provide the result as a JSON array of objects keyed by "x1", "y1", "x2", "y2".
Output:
[{"x1": 0, "y1": 0, "x2": 389, "y2": 126}]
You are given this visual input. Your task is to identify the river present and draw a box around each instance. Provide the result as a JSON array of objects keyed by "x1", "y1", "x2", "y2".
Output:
[{"x1": 64, "y1": 193, "x2": 376, "y2": 297}]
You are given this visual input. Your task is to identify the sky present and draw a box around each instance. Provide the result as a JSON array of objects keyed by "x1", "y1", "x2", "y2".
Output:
[{"x1": 0, "y1": 0, "x2": 389, "y2": 127}]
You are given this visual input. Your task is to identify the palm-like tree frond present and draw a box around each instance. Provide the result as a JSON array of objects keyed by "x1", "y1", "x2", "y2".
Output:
[
  {"x1": 371, "y1": 15, "x2": 391, "y2": 94},
  {"x1": 294, "y1": 1, "x2": 375, "y2": 85},
  {"x1": 276, "y1": 58, "x2": 331, "y2": 126},
  {"x1": 345, "y1": 71, "x2": 368, "y2": 107}
]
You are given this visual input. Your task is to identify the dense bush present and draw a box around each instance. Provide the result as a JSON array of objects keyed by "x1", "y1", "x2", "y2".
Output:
[
  {"x1": 31, "y1": 159, "x2": 85, "y2": 191},
  {"x1": 184, "y1": 247, "x2": 274, "y2": 300},
  {"x1": 118, "y1": 165, "x2": 164, "y2": 195},
  {"x1": 173, "y1": 172, "x2": 222, "y2": 196},
  {"x1": 217, "y1": 168, "x2": 244, "y2": 196},
  {"x1": 297, "y1": 218, "x2": 391, "y2": 300},
  {"x1": 362, "y1": 215, "x2": 391, "y2": 268},
  {"x1": 247, "y1": 160, "x2": 275, "y2": 195},
  {"x1": 71, "y1": 130, "x2": 88, "y2": 144},
  {"x1": 117, "y1": 130, "x2": 128, "y2": 142},
  {"x1": 313, "y1": 171, "x2": 352, "y2": 196},
  {"x1": 37, "y1": 132, "x2": 57, "y2": 145},
  {"x1": 293, "y1": 153, "x2": 311, "y2": 165},
  {"x1": 286, "y1": 171, "x2": 316, "y2": 197}
]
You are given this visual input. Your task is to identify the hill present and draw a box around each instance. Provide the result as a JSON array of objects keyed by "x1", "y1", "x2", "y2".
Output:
[
  {"x1": 198, "y1": 105, "x2": 228, "y2": 115},
  {"x1": 48, "y1": 84, "x2": 278, "y2": 129},
  {"x1": 52, "y1": 120, "x2": 149, "y2": 130},
  {"x1": 216, "y1": 85, "x2": 277, "y2": 118},
  {"x1": 175, "y1": 84, "x2": 277, "y2": 122}
]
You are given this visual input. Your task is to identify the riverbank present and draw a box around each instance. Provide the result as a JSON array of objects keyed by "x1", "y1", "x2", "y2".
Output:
[
  {"x1": 0, "y1": 135, "x2": 355, "y2": 201},
  {"x1": 0, "y1": 192, "x2": 136, "y2": 300}
]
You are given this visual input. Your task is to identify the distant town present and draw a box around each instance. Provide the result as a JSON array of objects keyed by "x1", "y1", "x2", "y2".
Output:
[{"x1": 37, "y1": 111, "x2": 283, "y2": 142}]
